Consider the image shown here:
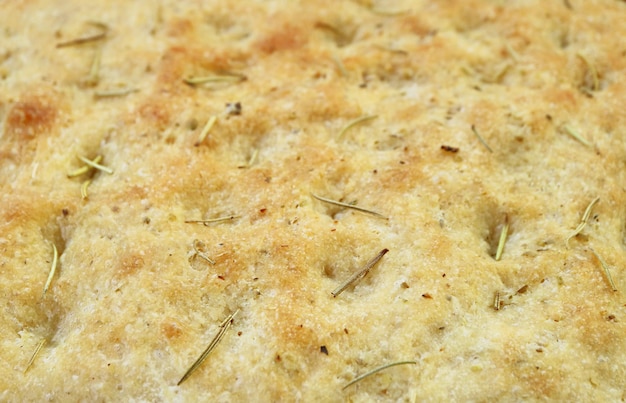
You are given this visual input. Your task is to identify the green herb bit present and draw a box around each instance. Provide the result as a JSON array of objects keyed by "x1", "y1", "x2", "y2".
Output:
[
  {"x1": 338, "y1": 115, "x2": 377, "y2": 139},
  {"x1": 177, "y1": 310, "x2": 239, "y2": 386},
  {"x1": 42, "y1": 244, "x2": 58, "y2": 297},
  {"x1": 332, "y1": 248, "x2": 389, "y2": 297},
  {"x1": 566, "y1": 197, "x2": 600, "y2": 247},
  {"x1": 495, "y1": 215, "x2": 509, "y2": 261},
  {"x1": 81, "y1": 180, "x2": 92, "y2": 199},
  {"x1": 493, "y1": 291, "x2": 500, "y2": 311},
  {"x1": 563, "y1": 125, "x2": 592, "y2": 147},
  {"x1": 311, "y1": 193, "x2": 387, "y2": 219},
  {"x1": 589, "y1": 248, "x2": 617, "y2": 292},
  {"x1": 471, "y1": 124, "x2": 493, "y2": 153},
  {"x1": 77, "y1": 155, "x2": 113, "y2": 174},
  {"x1": 577, "y1": 53, "x2": 600, "y2": 92},
  {"x1": 67, "y1": 155, "x2": 103, "y2": 177},
  {"x1": 183, "y1": 74, "x2": 246, "y2": 86},
  {"x1": 343, "y1": 360, "x2": 416, "y2": 390},
  {"x1": 24, "y1": 338, "x2": 46, "y2": 373},
  {"x1": 94, "y1": 88, "x2": 138, "y2": 98},
  {"x1": 195, "y1": 116, "x2": 217, "y2": 146},
  {"x1": 185, "y1": 216, "x2": 239, "y2": 226}
]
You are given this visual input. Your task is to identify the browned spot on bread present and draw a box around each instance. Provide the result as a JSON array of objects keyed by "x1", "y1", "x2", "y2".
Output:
[
  {"x1": 401, "y1": 15, "x2": 435, "y2": 37},
  {"x1": 167, "y1": 18, "x2": 194, "y2": 37},
  {"x1": 255, "y1": 24, "x2": 306, "y2": 54},
  {"x1": 5, "y1": 95, "x2": 57, "y2": 140},
  {"x1": 161, "y1": 319, "x2": 183, "y2": 340},
  {"x1": 117, "y1": 253, "x2": 145, "y2": 278}
]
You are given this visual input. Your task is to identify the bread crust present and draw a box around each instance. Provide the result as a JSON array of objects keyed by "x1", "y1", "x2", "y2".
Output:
[{"x1": 1, "y1": 0, "x2": 626, "y2": 400}]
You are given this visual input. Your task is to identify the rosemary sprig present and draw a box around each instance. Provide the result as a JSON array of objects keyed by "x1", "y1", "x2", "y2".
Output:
[
  {"x1": 195, "y1": 116, "x2": 217, "y2": 146},
  {"x1": 94, "y1": 88, "x2": 138, "y2": 98},
  {"x1": 42, "y1": 244, "x2": 58, "y2": 297},
  {"x1": 183, "y1": 74, "x2": 245, "y2": 86},
  {"x1": 67, "y1": 155, "x2": 103, "y2": 177},
  {"x1": 311, "y1": 193, "x2": 387, "y2": 219},
  {"x1": 185, "y1": 216, "x2": 239, "y2": 226},
  {"x1": 589, "y1": 248, "x2": 617, "y2": 292},
  {"x1": 338, "y1": 115, "x2": 377, "y2": 139},
  {"x1": 566, "y1": 197, "x2": 600, "y2": 247},
  {"x1": 563, "y1": 125, "x2": 592, "y2": 147},
  {"x1": 24, "y1": 339, "x2": 46, "y2": 373},
  {"x1": 343, "y1": 360, "x2": 416, "y2": 390},
  {"x1": 77, "y1": 155, "x2": 113, "y2": 174},
  {"x1": 495, "y1": 215, "x2": 509, "y2": 261},
  {"x1": 332, "y1": 248, "x2": 389, "y2": 297},
  {"x1": 471, "y1": 124, "x2": 493, "y2": 153},
  {"x1": 81, "y1": 180, "x2": 92, "y2": 199},
  {"x1": 177, "y1": 310, "x2": 239, "y2": 386}
]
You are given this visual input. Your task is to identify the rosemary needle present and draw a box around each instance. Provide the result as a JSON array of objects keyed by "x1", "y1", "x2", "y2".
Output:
[
  {"x1": 493, "y1": 291, "x2": 501, "y2": 311},
  {"x1": 311, "y1": 194, "x2": 387, "y2": 219},
  {"x1": 195, "y1": 116, "x2": 217, "y2": 146},
  {"x1": 83, "y1": 47, "x2": 102, "y2": 86},
  {"x1": 563, "y1": 125, "x2": 592, "y2": 147},
  {"x1": 495, "y1": 216, "x2": 509, "y2": 261},
  {"x1": 577, "y1": 53, "x2": 600, "y2": 92},
  {"x1": 56, "y1": 23, "x2": 108, "y2": 48},
  {"x1": 77, "y1": 155, "x2": 113, "y2": 174},
  {"x1": 338, "y1": 115, "x2": 377, "y2": 139},
  {"x1": 183, "y1": 75, "x2": 245, "y2": 86},
  {"x1": 80, "y1": 180, "x2": 92, "y2": 199},
  {"x1": 589, "y1": 248, "x2": 618, "y2": 292},
  {"x1": 67, "y1": 155, "x2": 103, "y2": 177},
  {"x1": 177, "y1": 310, "x2": 239, "y2": 386},
  {"x1": 332, "y1": 248, "x2": 389, "y2": 297},
  {"x1": 57, "y1": 22, "x2": 108, "y2": 48},
  {"x1": 24, "y1": 339, "x2": 46, "y2": 373},
  {"x1": 94, "y1": 88, "x2": 138, "y2": 98},
  {"x1": 185, "y1": 216, "x2": 239, "y2": 225},
  {"x1": 566, "y1": 197, "x2": 600, "y2": 248},
  {"x1": 247, "y1": 148, "x2": 259, "y2": 167},
  {"x1": 471, "y1": 124, "x2": 493, "y2": 153},
  {"x1": 192, "y1": 240, "x2": 215, "y2": 265},
  {"x1": 42, "y1": 244, "x2": 58, "y2": 297},
  {"x1": 343, "y1": 360, "x2": 416, "y2": 390}
]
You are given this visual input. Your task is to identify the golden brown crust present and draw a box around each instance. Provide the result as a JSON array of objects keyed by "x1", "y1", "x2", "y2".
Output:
[{"x1": 2, "y1": 0, "x2": 626, "y2": 401}]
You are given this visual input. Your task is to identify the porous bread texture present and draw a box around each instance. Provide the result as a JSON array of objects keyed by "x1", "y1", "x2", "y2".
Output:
[{"x1": 1, "y1": 0, "x2": 626, "y2": 401}]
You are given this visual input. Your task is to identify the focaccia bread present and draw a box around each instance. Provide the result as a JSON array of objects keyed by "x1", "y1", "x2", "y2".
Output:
[{"x1": 1, "y1": 0, "x2": 626, "y2": 401}]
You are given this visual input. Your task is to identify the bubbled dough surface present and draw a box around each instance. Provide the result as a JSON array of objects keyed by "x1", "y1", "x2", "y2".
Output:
[{"x1": 1, "y1": 0, "x2": 626, "y2": 401}]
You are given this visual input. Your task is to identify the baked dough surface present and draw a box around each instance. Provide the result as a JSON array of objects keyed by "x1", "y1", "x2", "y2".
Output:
[{"x1": 1, "y1": 0, "x2": 626, "y2": 401}]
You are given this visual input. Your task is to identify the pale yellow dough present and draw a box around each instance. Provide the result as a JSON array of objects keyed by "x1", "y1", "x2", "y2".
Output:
[{"x1": 1, "y1": 0, "x2": 626, "y2": 401}]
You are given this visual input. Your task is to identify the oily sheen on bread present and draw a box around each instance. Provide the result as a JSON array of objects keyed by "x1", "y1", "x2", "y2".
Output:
[{"x1": 2, "y1": 0, "x2": 626, "y2": 401}]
